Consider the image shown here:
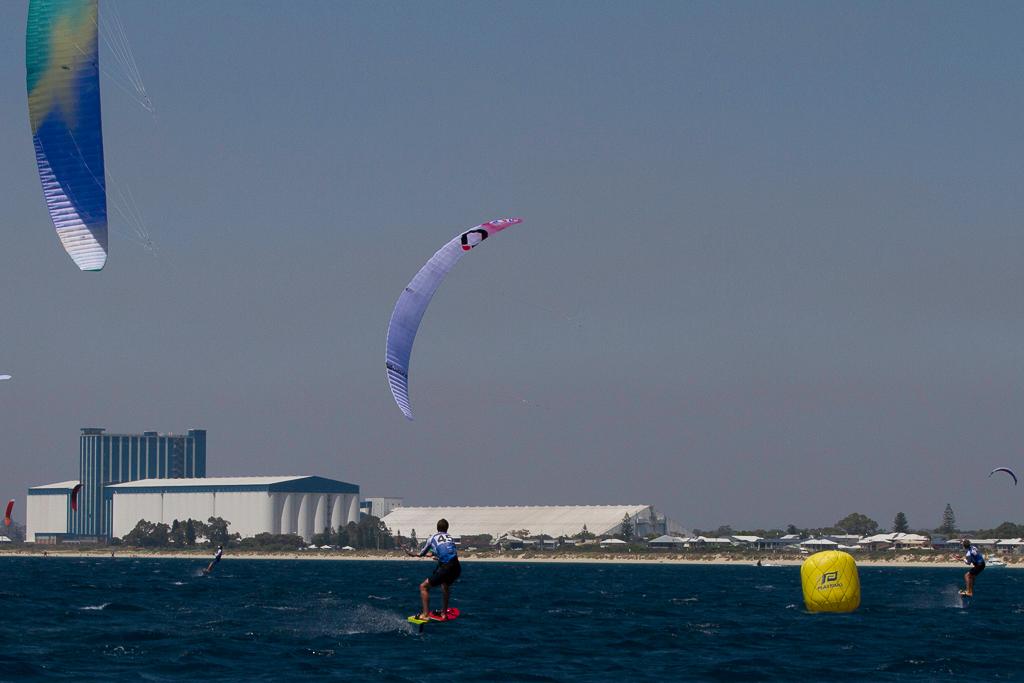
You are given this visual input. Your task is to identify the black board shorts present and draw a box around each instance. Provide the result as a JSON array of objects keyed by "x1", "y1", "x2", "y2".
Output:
[
  {"x1": 428, "y1": 558, "x2": 461, "y2": 587},
  {"x1": 969, "y1": 563, "x2": 985, "y2": 577}
]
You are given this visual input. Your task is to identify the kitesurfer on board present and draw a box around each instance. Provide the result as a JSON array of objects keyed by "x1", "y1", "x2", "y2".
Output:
[
  {"x1": 956, "y1": 539, "x2": 985, "y2": 597},
  {"x1": 406, "y1": 519, "x2": 460, "y2": 620},
  {"x1": 204, "y1": 545, "x2": 223, "y2": 574}
]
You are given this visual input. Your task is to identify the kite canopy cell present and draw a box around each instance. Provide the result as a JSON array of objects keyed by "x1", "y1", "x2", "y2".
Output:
[
  {"x1": 27, "y1": 0, "x2": 108, "y2": 271},
  {"x1": 385, "y1": 218, "x2": 523, "y2": 420}
]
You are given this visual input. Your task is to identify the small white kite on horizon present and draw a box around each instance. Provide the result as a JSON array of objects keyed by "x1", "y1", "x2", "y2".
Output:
[{"x1": 0, "y1": 374, "x2": 11, "y2": 381}]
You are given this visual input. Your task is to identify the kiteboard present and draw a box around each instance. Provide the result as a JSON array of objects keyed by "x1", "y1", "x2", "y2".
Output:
[
  {"x1": 958, "y1": 590, "x2": 972, "y2": 607},
  {"x1": 407, "y1": 608, "x2": 460, "y2": 626}
]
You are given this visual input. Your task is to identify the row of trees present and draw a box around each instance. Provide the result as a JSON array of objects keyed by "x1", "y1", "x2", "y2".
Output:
[
  {"x1": 697, "y1": 504, "x2": 1023, "y2": 540},
  {"x1": 120, "y1": 517, "x2": 238, "y2": 547},
  {"x1": 1, "y1": 521, "x2": 26, "y2": 543},
  {"x1": 237, "y1": 533, "x2": 306, "y2": 551},
  {"x1": 407, "y1": 526, "x2": 603, "y2": 546},
  {"x1": 390, "y1": 521, "x2": 621, "y2": 549},
  {"x1": 311, "y1": 516, "x2": 394, "y2": 549},
  {"x1": 394, "y1": 519, "x2": 635, "y2": 547},
  {"x1": 120, "y1": 515, "x2": 397, "y2": 550}
]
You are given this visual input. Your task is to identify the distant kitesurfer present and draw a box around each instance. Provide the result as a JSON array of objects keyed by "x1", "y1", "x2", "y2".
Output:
[
  {"x1": 205, "y1": 545, "x2": 223, "y2": 574},
  {"x1": 406, "y1": 518, "x2": 460, "y2": 620},
  {"x1": 956, "y1": 539, "x2": 985, "y2": 597}
]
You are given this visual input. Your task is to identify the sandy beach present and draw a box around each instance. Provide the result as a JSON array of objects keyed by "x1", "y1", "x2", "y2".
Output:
[{"x1": 1, "y1": 547, "x2": 1016, "y2": 568}]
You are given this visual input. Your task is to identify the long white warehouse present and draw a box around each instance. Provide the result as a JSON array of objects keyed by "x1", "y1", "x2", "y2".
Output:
[
  {"x1": 109, "y1": 476, "x2": 360, "y2": 542},
  {"x1": 26, "y1": 480, "x2": 78, "y2": 543},
  {"x1": 381, "y1": 505, "x2": 684, "y2": 540}
]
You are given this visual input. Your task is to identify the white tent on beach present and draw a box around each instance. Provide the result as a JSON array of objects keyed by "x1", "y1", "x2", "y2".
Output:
[{"x1": 648, "y1": 535, "x2": 687, "y2": 549}]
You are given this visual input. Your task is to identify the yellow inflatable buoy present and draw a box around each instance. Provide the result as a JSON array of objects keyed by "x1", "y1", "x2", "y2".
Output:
[{"x1": 800, "y1": 550, "x2": 860, "y2": 613}]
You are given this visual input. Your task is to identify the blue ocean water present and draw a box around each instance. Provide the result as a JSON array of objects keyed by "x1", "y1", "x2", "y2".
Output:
[{"x1": 0, "y1": 557, "x2": 1021, "y2": 681}]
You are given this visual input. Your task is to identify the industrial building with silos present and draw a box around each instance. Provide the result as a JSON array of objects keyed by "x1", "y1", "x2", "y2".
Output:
[
  {"x1": 25, "y1": 427, "x2": 684, "y2": 547},
  {"x1": 26, "y1": 427, "x2": 360, "y2": 544}
]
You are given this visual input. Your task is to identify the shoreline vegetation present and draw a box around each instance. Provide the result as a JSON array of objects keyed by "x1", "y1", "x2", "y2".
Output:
[{"x1": 1, "y1": 546, "x2": 1018, "y2": 568}]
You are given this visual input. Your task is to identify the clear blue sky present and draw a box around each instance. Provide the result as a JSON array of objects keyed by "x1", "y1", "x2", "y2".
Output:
[{"x1": 2, "y1": 1, "x2": 1024, "y2": 532}]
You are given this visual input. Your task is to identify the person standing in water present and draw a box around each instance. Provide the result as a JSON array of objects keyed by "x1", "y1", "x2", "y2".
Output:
[
  {"x1": 406, "y1": 519, "x2": 460, "y2": 620},
  {"x1": 956, "y1": 538, "x2": 985, "y2": 596},
  {"x1": 205, "y1": 544, "x2": 223, "y2": 574}
]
